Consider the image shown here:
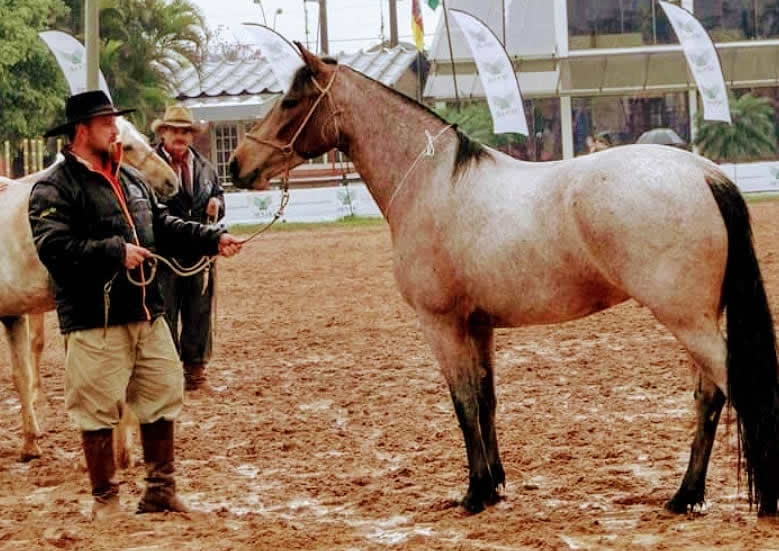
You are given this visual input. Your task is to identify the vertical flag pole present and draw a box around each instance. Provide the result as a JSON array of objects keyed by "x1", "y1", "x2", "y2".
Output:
[
  {"x1": 502, "y1": 0, "x2": 506, "y2": 45},
  {"x1": 440, "y1": 0, "x2": 460, "y2": 109}
]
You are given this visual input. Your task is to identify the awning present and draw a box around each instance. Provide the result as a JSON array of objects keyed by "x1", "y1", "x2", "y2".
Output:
[
  {"x1": 180, "y1": 94, "x2": 279, "y2": 122},
  {"x1": 424, "y1": 39, "x2": 779, "y2": 101}
]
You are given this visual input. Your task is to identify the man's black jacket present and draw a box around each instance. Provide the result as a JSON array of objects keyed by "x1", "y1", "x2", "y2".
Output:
[{"x1": 28, "y1": 151, "x2": 225, "y2": 334}]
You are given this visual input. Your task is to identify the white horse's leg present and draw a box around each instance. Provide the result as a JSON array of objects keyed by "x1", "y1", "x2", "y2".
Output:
[
  {"x1": 1, "y1": 316, "x2": 42, "y2": 461},
  {"x1": 113, "y1": 400, "x2": 138, "y2": 469},
  {"x1": 419, "y1": 311, "x2": 502, "y2": 513},
  {"x1": 26, "y1": 314, "x2": 46, "y2": 406}
]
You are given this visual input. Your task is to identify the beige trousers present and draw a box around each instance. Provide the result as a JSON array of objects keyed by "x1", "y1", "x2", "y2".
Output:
[{"x1": 64, "y1": 316, "x2": 184, "y2": 431}]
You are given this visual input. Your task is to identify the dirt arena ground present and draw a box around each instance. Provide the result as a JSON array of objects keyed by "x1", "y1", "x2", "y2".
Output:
[{"x1": 4, "y1": 200, "x2": 779, "y2": 550}]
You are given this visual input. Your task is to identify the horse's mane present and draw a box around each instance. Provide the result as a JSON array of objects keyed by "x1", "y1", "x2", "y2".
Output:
[{"x1": 290, "y1": 59, "x2": 492, "y2": 179}]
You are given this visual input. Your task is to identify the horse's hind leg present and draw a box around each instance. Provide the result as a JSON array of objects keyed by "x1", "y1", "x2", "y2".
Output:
[
  {"x1": 420, "y1": 312, "x2": 501, "y2": 513},
  {"x1": 1, "y1": 316, "x2": 43, "y2": 461},
  {"x1": 666, "y1": 373, "x2": 726, "y2": 513},
  {"x1": 653, "y1": 314, "x2": 728, "y2": 513}
]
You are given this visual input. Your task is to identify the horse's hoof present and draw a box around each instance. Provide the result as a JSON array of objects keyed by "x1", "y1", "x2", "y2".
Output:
[
  {"x1": 461, "y1": 494, "x2": 486, "y2": 514},
  {"x1": 461, "y1": 480, "x2": 500, "y2": 514},
  {"x1": 19, "y1": 450, "x2": 42, "y2": 463},
  {"x1": 665, "y1": 489, "x2": 704, "y2": 515},
  {"x1": 491, "y1": 463, "x2": 506, "y2": 489}
]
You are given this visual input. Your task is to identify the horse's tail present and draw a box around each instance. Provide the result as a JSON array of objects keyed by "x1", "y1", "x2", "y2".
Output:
[{"x1": 708, "y1": 172, "x2": 779, "y2": 514}]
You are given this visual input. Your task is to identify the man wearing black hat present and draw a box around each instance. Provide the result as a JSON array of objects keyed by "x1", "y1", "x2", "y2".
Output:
[{"x1": 28, "y1": 90, "x2": 244, "y2": 520}]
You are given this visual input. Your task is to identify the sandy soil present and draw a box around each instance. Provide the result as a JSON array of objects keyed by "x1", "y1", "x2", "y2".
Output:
[{"x1": 3, "y1": 201, "x2": 779, "y2": 550}]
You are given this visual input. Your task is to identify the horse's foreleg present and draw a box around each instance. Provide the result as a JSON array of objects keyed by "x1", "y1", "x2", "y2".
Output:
[
  {"x1": 26, "y1": 314, "x2": 46, "y2": 406},
  {"x1": 469, "y1": 314, "x2": 504, "y2": 491},
  {"x1": 666, "y1": 373, "x2": 725, "y2": 513},
  {"x1": 1, "y1": 316, "x2": 43, "y2": 461},
  {"x1": 420, "y1": 313, "x2": 498, "y2": 513}
]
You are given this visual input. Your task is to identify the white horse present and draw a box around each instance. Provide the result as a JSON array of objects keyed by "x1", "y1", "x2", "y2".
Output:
[{"x1": 1, "y1": 117, "x2": 178, "y2": 463}]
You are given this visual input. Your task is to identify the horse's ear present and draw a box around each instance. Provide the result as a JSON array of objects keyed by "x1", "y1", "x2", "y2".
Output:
[{"x1": 294, "y1": 41, "x2": 325, "y2": 73}]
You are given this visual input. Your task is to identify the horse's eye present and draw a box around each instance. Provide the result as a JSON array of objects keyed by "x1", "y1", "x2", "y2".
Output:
[
  {"x1": 123, "y1": 144, "x2": 134, "y2": 152},
  {"x1": 281, "y1": 98, "x2": 299, "y2": 109}
]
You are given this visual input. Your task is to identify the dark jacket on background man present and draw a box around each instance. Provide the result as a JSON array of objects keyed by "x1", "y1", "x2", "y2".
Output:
[
  {"x1": 155, "y1": 143, "x2": 224, "y2": 219},
  {"x1": 28, "y1": 150, "x2": 225, "y2": 334}
]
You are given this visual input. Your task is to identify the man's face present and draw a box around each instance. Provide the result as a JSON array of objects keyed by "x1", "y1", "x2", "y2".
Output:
[
  {"x1": 160, "y1": 126, "x2": 195, "y2": 157},
  {"x1": 84, "y1": 115, "x2": 119, "y2": 156}
]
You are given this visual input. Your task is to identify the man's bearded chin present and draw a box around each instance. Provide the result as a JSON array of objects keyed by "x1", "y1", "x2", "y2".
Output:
[{"x1": 99, "y1": 141, "x2": 122, "y2": 166}]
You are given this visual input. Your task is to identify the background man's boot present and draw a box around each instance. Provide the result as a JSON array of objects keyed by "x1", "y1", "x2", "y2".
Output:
[
  {"x1": 82, "y1": 429, "x2": 120, "y2": 520},
  {"x1": 184, "y1": 363, "x2": 216, "y2": 393},
  {"x1": 136, "y1": 419, "x2": 191, "y2": 513}
]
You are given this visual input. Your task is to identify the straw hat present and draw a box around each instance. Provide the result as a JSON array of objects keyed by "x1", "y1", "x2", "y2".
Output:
[{"x1": 151, "y1": 105, "x2": 199, "y2": 134}]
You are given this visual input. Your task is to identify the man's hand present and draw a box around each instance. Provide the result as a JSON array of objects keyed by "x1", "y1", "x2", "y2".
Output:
[
  {"x1": 124, "y1": 243, "x2": 153, "y2": 269},
  {"x1": 206, "y1": 197, "x2": 221, "y2": 220},
  {"x1": 218, "y1": 233, "x2": 244, "y2": 258},
  {"x1": 0, "y1": 180, "x2": 7, "y2": 192}
]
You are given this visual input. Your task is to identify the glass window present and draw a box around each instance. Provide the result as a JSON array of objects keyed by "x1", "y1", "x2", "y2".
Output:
[
  {"x1": 572, "y1": 93, "x2": 690, "y2": 155},
  {"x1": 758, "y1": 0, "x2": 779, "y2": 38},
  {"x1": 499, "y1": 98, "x2": 562, "y2": 161},
  {"x1": 568, "y1": 0, "x2": 683, "y2": 49},
  {"x1": 214, "y1": 124, "x2": 240, "y2": 186},
  {"x1": 695, "y1": 0, "x2": 755, "y2": 41}
]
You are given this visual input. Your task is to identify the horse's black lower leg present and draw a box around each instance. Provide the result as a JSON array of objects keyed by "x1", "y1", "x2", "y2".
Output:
[
  {"x1": 666, "y1": 375, "x2": 725, "y2": 513},
  {"x1": 470, "y1": 316, "x2": 505, "y2": 491},
  {"x1": 422, "y1": 314, "x2": 498, "y2": 514},
  {"x1": 450, "y1": 387, "x2": 497, "y2": 513}
]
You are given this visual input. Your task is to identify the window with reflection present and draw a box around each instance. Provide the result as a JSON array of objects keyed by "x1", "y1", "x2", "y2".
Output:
[
  {"x1": 694, "y1": 0, "x2": 754, "y2": 40},
  {"x1": 571, "y1": 93, "x2": 690, "y2": 155},
  {"x1": 568, "y1": 0, "x2": 681, "y2": 49},
  {"x1": 758, "y1": 0, "x2": 779, "y2": 38},
  {"x1": 501, "y1": 98, "x2": 563, "y2": 162}
]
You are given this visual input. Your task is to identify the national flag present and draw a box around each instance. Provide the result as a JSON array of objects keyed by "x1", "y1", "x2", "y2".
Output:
[
  {"x1": 411, "y1": 0, "x2": 425, "y2": 51},
  {"x1": 427, "y1": 0, "x2": 440, "y2": 9}
]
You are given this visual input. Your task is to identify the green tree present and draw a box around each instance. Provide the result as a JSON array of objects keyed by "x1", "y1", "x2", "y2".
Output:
[
  {"x1": 434, "y1": 102, "x2": 526, "y2": 149},
  {"x1": 55, "y1": 0, "x2": 206, "y2": 129},
  {"x1": 694, "y1": 92, "x2": 777, "y2": 162},
  {"x1": 98, "y1": 0, "x2": 206, "y2": 128},
  {"x1": 0, "y1": 0, "x2": 69, "y2": 140}
]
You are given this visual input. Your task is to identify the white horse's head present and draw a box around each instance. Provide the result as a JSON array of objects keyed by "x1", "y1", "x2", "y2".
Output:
[{"x1": 116, "y1": 117, "x2": 179, "y2": 199}]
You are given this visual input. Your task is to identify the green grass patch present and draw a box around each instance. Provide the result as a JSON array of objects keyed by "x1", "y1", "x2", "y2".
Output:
[
  {"x1": 744, "y1": 191, "x2": 779, "y2": 203},
  {"x1": 229, "y1": 215, "x2": 385, "y2": 234}
]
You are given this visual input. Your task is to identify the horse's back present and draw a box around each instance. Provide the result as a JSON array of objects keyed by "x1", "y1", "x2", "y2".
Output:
[
  {"x1": 405, "y1": 145, "x2": 728, "y2": 327},
  {"x1": 0, "y1": 179, "x2": 52, "y2": 316}
]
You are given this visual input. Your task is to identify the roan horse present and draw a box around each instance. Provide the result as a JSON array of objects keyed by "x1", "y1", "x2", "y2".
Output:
[
  {"x1": 0, "y1": 117, "x2": 178, "y2": 463},
  {"x1": 229, "y1": 45, "x2": 779, "y2": 517}
]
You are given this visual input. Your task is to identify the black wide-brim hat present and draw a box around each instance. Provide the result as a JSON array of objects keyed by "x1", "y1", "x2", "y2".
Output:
[{"x1": 44, "y1": 90, "x2": 135, "y2": 138}]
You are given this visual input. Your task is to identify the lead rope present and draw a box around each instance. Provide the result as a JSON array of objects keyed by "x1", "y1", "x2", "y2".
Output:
[
  {"x1": 385, "y1": 124, "x2": 453, "y2": 218},
  {"x1": 105, "y1": 185, "x2": 289, "y2": 332}
]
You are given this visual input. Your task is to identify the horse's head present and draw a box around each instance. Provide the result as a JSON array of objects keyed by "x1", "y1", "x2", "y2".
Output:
[
  {"x1": 116, "y1": 117, "x2": 179, "y2": 199},
  {"x1": 229, "y1": 44, "x2": 342, "y2": 189}
]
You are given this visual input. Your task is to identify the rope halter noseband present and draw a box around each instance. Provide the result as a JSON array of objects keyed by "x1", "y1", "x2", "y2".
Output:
[{"x1": 244, "y1": 67, "x2": 341, "y2": 166}]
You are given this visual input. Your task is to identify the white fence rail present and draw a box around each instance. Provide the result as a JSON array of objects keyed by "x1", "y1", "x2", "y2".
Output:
[
  {"x1": 223, "y1": 183, "x2": 382, "y2": 226},
  {"x1": 719, "y1": 161, "x2": 779, "y2": 193},
  {"x1": 222, "y1": 164, "x2": 779, "y2": 227}
]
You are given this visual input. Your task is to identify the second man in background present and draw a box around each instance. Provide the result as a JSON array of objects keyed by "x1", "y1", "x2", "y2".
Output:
[{"x1": 152, "y1": 105, "x2": 225, "y2": 393}]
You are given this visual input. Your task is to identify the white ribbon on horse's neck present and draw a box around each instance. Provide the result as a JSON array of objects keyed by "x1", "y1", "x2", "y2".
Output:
[{"x1": 385, "y1": 124, "x2": 453, "y2": 219}]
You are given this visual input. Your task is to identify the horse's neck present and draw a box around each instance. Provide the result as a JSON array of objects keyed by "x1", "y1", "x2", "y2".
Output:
[{"x1": 337, "y1": 74, "x2": 454, "y2": 221}]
